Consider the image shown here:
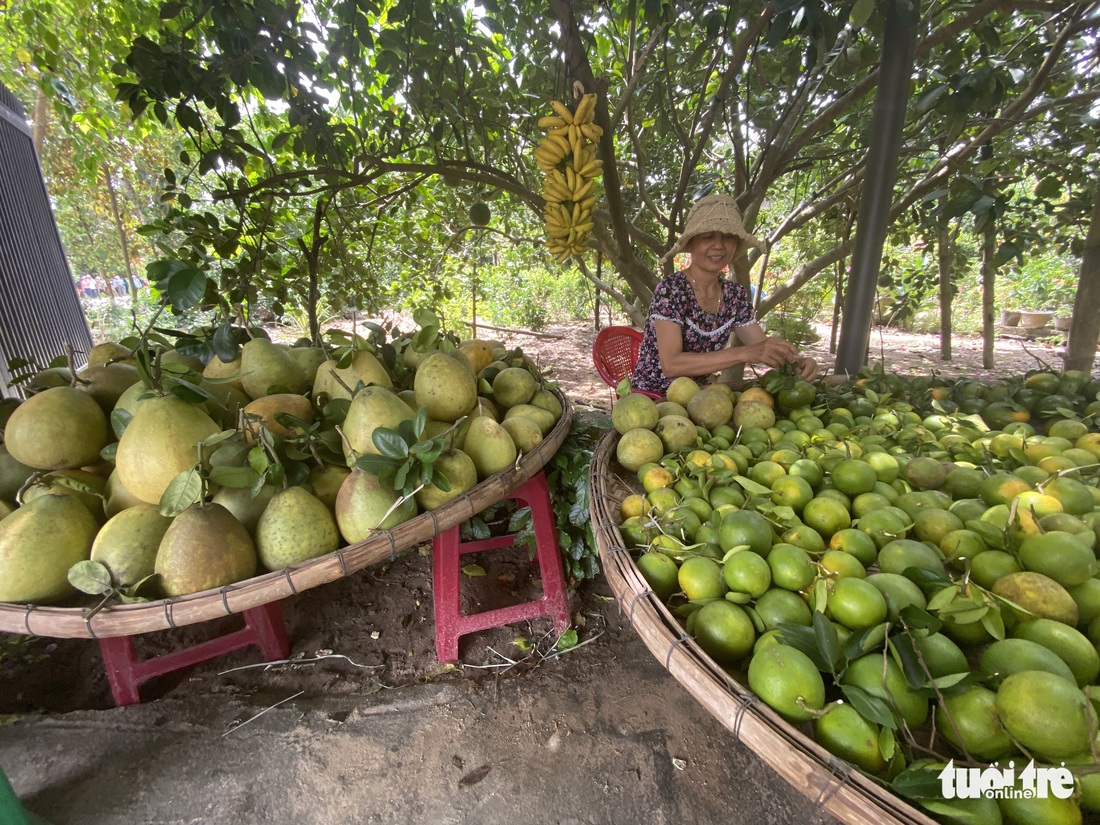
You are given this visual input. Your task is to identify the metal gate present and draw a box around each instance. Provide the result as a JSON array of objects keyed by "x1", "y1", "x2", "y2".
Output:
[{"x1": 0, "y1": 82, "x2": 92, "y2": 398}]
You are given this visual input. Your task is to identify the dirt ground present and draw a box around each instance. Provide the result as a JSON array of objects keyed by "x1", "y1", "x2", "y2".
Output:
[{"x1": 0, "y1": 320, "x2": 1088, "y2": 824}]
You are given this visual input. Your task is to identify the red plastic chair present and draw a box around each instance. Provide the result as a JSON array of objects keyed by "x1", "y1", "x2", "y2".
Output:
[{"x1": 591, "y1": 326, "x2": 663, "y2": 400}]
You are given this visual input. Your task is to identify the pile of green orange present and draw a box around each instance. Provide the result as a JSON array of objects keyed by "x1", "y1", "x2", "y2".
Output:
[{"x1": 612, "y1": 369, "x2": 1100, "y2": 825}]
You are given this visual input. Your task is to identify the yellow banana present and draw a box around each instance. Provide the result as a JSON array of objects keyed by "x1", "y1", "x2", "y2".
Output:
[
  {"x1": 577, "y1": 157, "x2": 602, "y2": 178},
  {"x1": 580, "y1": 123, "x2": 604, "y2": 141},
  {"x1": 538, "y1": 115, "x2": 568, "y2": 128},
  {"x1": 550, "y1": 100, "x2": 574, "y2": 123},
  {"x1": 534, "y1": 145, "x2": 561, "y2": 166},
  {"x1": 571, "y1": 202, "x2": 582, "y2": 225},
  {"x1": 574, "y1": 221, "x2": 593, "y2": 235},
  {"x1": 578, "y1": 194, "x2": 597, "y2": 212},
  {"x1": 571, "y1": 177, "x2": 594, "y2": 202},
  {"x1": 543, "y1": 180, "x2": 570, "y2": 203},
  {"x1": 574, "y1": 93, "x2": 596, "y2": 124},
  {"x1": 543, "y1": 131, "x2": 571, "y2": 157},
  {"x1": 565, "y1": 167, "x2": 577, "y2": 192}
]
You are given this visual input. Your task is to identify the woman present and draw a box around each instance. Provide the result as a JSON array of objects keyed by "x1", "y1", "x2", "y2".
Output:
[{"x1": 631, "y1": 194, "x2": 818, "y2": 395}]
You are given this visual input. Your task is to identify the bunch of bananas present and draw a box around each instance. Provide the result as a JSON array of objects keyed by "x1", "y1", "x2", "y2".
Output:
[{"x1": 535, "y1": 93, "x2": 604, "y2": 263}]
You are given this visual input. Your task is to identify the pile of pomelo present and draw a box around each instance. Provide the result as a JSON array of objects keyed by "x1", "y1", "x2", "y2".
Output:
[
  {"x1": 612, "y1": 368, "x2": 1100, "y2": 825},
  {"x1": 0, "y1": 326, "x2": 561, "y2": 605}
]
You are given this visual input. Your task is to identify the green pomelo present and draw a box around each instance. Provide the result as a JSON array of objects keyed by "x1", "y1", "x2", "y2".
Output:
[
  {"x1": 936, "y1": 686, "x2": 1017, "y2": 762},
  {"x1": 913, "y1": 632, "x2": 969, "y2": 679},
  {"x1": 655, "y1": 401, "x2": 688, "y2": 419},
  {"x1": 813, "y1": 703, "x2": 886, "y2": 775},
  {"x1": 211, "y1": 484, "x2": 277, "y2": 535},
  {"x1": 731, "y1": 400, "x2": 776, "y2": 430},
  {"x1": 464, "y1": 416, "x2": 519, "y2": 479},
  {"x1": 747, "y1": 643, "x2": 825, "y2": 723},
  {"x1": 155, "y1": 503, "x2": 257, "y2": 597},
  {"x1": 202, "y1": 354, "x2": 245, "y2": 392},
  {"x1": 718, "y1": 509, "x2": 774, "y2": 556},
  {"x1": 285, "y1": 346, "x2": 328, "y2": 382},
  {"x1": 491, "y1": 367, "x2": 538, "y2": 409},
  {"x1": 979, "y1": 638, "x2": 1077, "y2": 688},
  {"x1": 528, "y1": 388, "x2": 563, "y2": 421},
  {"x1": 841, "y1": 653, "x2": 929, "y2": 729},
  {"x1": 4, "y1": 386, "x2": 109, "y2": 470},
  {"x1": 876, "y1": 539, "x2": 945, "y2": 578},
  {"x1": 76, "y1": 362, "x2": 141, "y2": 412},
  {"x1": 240, "y1": 338, "x2": 307, "y2": 399},
  {"x1": 334, "y1": 469, "x2": 418, "y2": 544},
  {"x1": 1067, "y1": 578, "x2": 1100, "y2": 627},
  {"x1": 665, "y1": 376, "x2": 701, "y2": 408},
  {"x1": 865, "y1": 572, "x2": 927, "y2": 622},
  {"x1": 414, "y1": 351, "x2": 478, "y2": 422},
  {"x1": 611, "y1": 393, "x2": 659, "y2": 435},
  {"x1": 992, "y1": 571, "x2": 1079, "y2": 626},
  {"x1": 903, "y1": 456, "x2": 948, "y2": 490},
  {"x1": 691, "y1": 600, "x2": 755, "y2": 665},
  {"x1": 342, "y1": 386, "x2": 416, "y2": 461},
  {"x1": 616, "y1": 429, "x2": 664, "y2": 472},
  {"x1": 1010, "y1": 618, "x2": 1100, "y2": 687},
  {"x1": 997, "y1": 793, "x2": 1084, "y2": 825},
  {"x1": 686, "y1": 388, "x2": 733, "y2": 431},
  {"x1": 90, "y1": 504, "x2": 173, "y2": 588},
  {"x1": 115, "y1": 395, "x2": 220, "y2": 505},
  {"x1": 753, "y1": 588, "x2": 812, "y2": 630},
  {"x1": 654, "y1": 414, "x2": 698, "y2": 453},
  {"x1": 103, "y1": 469, "x2": 146, "y2": 518},
  {"x1": 995, "y1": 670, "x2": 1092, "y2": 760},
  {"x1": 1018, "y1": 531, "x2": 1097, "y2": 588},
  {"x1": 313, "y1": 350, "x2": 393, "y2": 402},
  {"x1": 415, "y1": 450, "x2": 478, "y2": 511},
  {"x1": 241, "y1": 393, "x2": 314, "y2": 441},
  {"x1": 0, "y1": 493, "x2": 99, "y2": 602},
  {"x1": 308, "y1": 465, "x2": 351, "y2": 512},
  {"x1": 0, "y1": 445, "x2": 35, "y2": 501},
  {"x1": 21, "y1": 468, "x2": 107, "y2": 522},
  {"x1": 827, "y1": 576, "x2": 888, "y2": 631},
  {"x1": 256, "y1": 486, "x2": 340, "y2": 570},
  {"x1": 502, "y1": 416, "x2": 543, "y2": 454},
  {"x1": 503, "y1": 404, "x2": 557, "y2": 436},
  {"x1": 636, "y1": 551, "x2": 679, "y2": 602}
]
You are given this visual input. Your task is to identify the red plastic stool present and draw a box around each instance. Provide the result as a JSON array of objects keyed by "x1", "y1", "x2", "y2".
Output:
[
  {"x1": 432, "y1": 470, "x2": 570, "y2": 663},
  {"x1": 98, "y1": 600, "x2": 291, "y2": 706}
]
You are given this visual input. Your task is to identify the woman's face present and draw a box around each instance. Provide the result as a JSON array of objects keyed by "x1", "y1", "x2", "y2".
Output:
[{"x1": 686, "y1": 231, "x2": 739, "y2": 272}]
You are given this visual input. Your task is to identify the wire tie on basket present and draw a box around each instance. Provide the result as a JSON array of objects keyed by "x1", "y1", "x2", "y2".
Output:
[
  {"x1": 627, "y1": 588, "x2": 654, "y2": 623},
  {"x1": 335, "y1": 548, "x2": 348, "y2": 577},
  {"x1": 82, "y1": 611, "x2": 99, "y2": 639},
  {"x1": 385, "y1": 529, "x2": 398, "y2": 557},
  {"x1": 282, "y1": 568, "x2": 300, "y2": 596},
  {"x1": 21, "y1": 603, "x2": 36, "y2": 635},
  {"x1": 814, "y1": 757, "x2": 851, "y2": 808},
  {"x1": 426, "y1": 508, "x2": 441, "y2": 537},
  {"x1": 163, "y1": 599, "x2": 178, "y2": 629},
  {"x1": 220, "y1": 586, "x2": 233, "y2": 615},
  {"x1": 731, "y1": 695, "x2": 758, "y2": 744},
  {"x1": 663, "y1": 632, "x2": 691, "y2": 672}
]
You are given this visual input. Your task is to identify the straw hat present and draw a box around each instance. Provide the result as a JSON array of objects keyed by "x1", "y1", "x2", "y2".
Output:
[{"x1": 661, "y1": 194, "x2": 766, "y2": 264}]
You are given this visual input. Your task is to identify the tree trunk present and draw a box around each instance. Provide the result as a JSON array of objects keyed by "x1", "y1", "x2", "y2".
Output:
[
  {"x1": 937, "y1": 212, "x2": 953, "y2": 361},
  {"x1": 1065, "y1": 174, "x2": 1100, "y2": 372},
  {"x1": 32, "y1": 88, "x2": 48, "y2": 156},
  {"x1": 102, "y1": 163, "x2": 137, "y2": 290},
  {"x1": 979, "y1": 144, "x2": 996, "y2": 370}
]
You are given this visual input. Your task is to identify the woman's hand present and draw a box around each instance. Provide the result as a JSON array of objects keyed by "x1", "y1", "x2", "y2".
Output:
[
  {"x1": 743, "y1": 336, "x2": 799, "y2": 369},
  {"x1": 795, "y1": 356, "x2": 819, "y2": 380}
]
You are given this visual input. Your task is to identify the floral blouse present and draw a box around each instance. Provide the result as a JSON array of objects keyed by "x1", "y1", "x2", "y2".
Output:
[{"x1": 630, "y1": 271, "x2": 756, "y2": 394}]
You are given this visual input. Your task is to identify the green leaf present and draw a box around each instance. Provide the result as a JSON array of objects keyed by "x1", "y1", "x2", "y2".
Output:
[
  {"x1": 812, "y1": 610, "x2": 841, "y2": 673},
  {"x1": 849, "y1": 0, "x2": 874, "y2": 29},
  {"x1": 110, "y1": 408, "x2": 133, "y2": 439},
  {"x1": 372, "y1": 428, "x2": 410, "y2": 459},
  {"x1": 733, "y1": 475, "x2": 772, "y2": 496},
  {"x1": 68, "y1": 560, "x2": 114, "y2": 595},
  {"x1": 891, "y1": 765, "x2": 946, "y2": 800},
  {"x1": 158, "y1": 469, "x2": 203, "y2": 517},
  {"x1": 461, "y1": 564, "x2": 486, "y2": 577},
  {"x1": 839, "y1": 684, "x2": 897, "y2": 730},
  {"x1": 209, "y1": 465, "x2": 261, "y2": 488},
  {"x1": 555, "y1": 629, "x2": 578, "y2": 651},
  {"x1": 248, "y1": 446, "x2": 270, "y2": 476}
]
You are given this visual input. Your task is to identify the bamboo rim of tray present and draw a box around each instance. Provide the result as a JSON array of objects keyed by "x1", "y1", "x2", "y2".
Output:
[
  {"x1": 588, "y1": 430, "x2": 935, "y2": 825},
  {"x1": 0, "y1": 392, "x2": 572, "y2": 640}
]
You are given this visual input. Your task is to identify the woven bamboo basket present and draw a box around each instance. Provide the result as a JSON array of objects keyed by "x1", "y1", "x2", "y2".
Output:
[
  {"x1": 0, "y1": 393, "x2": 572, "y2": 640},
  {"x1": 589, "y1": 429, "x2": 935, "y2": 825}
]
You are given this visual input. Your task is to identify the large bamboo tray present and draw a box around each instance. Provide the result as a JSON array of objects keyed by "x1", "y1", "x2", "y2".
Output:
[
  {"x1": 589, "y1": 429, "x2": 935, "y2": 825},
  {"x1": 0, "y1": 393, "x2": 572, "y2": 640}
]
